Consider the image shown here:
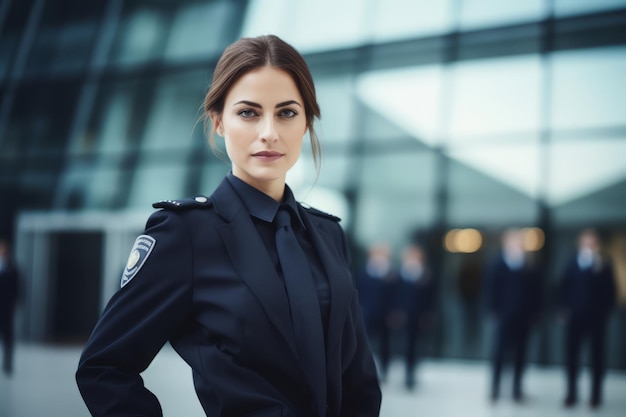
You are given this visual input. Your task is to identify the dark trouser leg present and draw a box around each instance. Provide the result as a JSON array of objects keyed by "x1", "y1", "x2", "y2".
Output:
[
  {"x1": 565, "y1": 321, "x2": 583, "y2": 403},
  {"x1": 379, "y1": 320, "x2": 392, "y2": 379},
  {"x1": 590, "y1": 322, "x2": 607, "y2": 406},
  {"x1": 512, "y1": 324, "x2": 529, "y2": 399},
  {"x1": 491, "y1": 322, "x2": 507, "y2": 400},
  {"x1": 405, "y1": 320, "x2": 418, "y2": 388},
  {"x1": 1, "y1": 317, "x2": 14, "y2": 374}
]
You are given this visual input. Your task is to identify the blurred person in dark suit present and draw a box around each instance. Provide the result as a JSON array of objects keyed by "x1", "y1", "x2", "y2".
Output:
[
  {"x1": 396, "y1": 243, "x2": 436, "y2": 390},
  {"x1": 0, "y1": 238, "x2": 20, "y2": 376},
  {"x1": 355, "y1": 242, "x2": 398, "y2": 381},
  {"x1": 457, "y1": 255, "x2": 483, "y2": 351},
  {"x1": 485, "y1": 228, "x2": 542, "y2": 403},
  {"x1": 559, "y1": 228, "x2": 616, "y2": 410}
]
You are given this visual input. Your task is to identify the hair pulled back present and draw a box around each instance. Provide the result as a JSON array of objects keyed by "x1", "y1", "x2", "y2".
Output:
[{"x1": 202, "y1": 35, "x2": 321, "y2": 172}]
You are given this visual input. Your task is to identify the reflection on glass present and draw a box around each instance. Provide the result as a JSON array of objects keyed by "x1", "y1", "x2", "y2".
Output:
[
  {"x1": 550, "y1": 46, "x2": 626, "y2": 131},
  {"x1": 313, "y1": 75, "x2": 357, "y2": 145},
  {"x1": 242, "y1": 0, "x2": 367, "y2": 53},
  {"x1": 553, "y1": 0, "x2": 626, "y2": 17},
  {"x1": 164, "y1": 1, "x2": 234, "y2": 61},
  {"x1": 458, "y1": 0, "x2": 546, "y2": 30},
  {"x1": 57, "y1": 84, "x2": 134, "y2": 208},
  {"x1": 548, "y1": 138, "x2": 626, "y2": 206},
  {"x1": 355, "y1": 152, "x2": 436, "y2": 245},
  {"x1": 357, "y1": 65, "x2": 444, "y2": 146},
  {"x1": 447, "y1": 155, "x2": 538, "y2": 226},
  {"x1": 449, "y1": 54, "x2": 542, "y2": 141},
  {"x1": 127, "y1": 164, "x2": 188, "y2": 208},
  {"x1": 110, "y1": 7, "x2": 166, "y2": 66},
  {"x1": 370, "y1": 0, "x2": 453, "y2": 41},
  {"x1": 447, "y1": 141, "x2": 541, "y2": 200}
]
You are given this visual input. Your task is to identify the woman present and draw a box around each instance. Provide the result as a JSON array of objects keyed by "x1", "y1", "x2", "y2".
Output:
[{"x1": 76, "y1": 35, "x2": 382, "y2": 417}]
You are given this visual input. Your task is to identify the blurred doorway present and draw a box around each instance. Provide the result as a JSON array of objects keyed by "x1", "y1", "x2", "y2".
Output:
[{"x1": 46, "y1": 231, "x2": 103, "y2": 343}]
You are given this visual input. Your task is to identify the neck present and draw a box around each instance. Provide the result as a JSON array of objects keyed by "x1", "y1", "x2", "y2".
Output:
[{"x1": 232, "y1": 172, "x2": 286, "y2": 202}]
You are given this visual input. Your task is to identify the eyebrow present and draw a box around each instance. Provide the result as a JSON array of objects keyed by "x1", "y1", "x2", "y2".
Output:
[{"x1": 233, "y1": 100, "x2": 302, "y2": 108}]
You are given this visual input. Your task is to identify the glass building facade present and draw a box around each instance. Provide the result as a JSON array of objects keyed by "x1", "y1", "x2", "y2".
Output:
[{"x1": 1, "y1": 0, "x2": 626, "y2": 368}]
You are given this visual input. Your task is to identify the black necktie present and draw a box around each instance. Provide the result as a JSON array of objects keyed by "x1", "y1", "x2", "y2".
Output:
[{"x1": 274, "y1": 207, "x2": 326, "y2": 413}]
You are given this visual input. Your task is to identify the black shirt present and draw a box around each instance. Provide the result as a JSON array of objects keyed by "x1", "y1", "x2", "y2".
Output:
[{"x1": 226, "y1": 173, "x2": 331, "y2": 336}]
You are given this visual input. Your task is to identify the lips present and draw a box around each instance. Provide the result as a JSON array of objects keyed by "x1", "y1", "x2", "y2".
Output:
[{"x1": 252, "y1": 150, "x2": 284, "y2": 161}]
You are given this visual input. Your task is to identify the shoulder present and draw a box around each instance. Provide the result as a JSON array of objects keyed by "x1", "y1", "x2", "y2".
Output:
[
  {"x1": 152, "y1": 195, "x2": 213, "y2": 211},
  {"x1": 299, "y1": 203, "x2": 341, "y2": 222}
]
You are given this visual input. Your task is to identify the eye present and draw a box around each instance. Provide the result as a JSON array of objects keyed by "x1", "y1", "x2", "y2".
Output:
[
  {"x1": 278, "y1": 108, "x2": 298, "y2": 119},
  {"x1": 238, "y1": 109, "x2": 257, "y2": 119}
]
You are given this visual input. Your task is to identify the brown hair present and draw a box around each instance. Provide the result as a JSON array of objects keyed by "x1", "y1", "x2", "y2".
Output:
[{"x1": 201, "y1": 35, "x2": 322, "y2": 174}]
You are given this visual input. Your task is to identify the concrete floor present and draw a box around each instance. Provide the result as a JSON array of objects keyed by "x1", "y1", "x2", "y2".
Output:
[{"x1": 1, "y1": 343, "x2": 625, "y2": 417}]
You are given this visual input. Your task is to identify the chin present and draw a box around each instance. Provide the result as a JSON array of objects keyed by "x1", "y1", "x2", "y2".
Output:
[{"x1": 245, "y1": 167, "x2": 287, "y2": 183}]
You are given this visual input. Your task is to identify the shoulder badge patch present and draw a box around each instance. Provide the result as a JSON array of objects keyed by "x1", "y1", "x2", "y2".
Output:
[{"x1": 121, "y1": 235, "x2": 156, "y2": 288}]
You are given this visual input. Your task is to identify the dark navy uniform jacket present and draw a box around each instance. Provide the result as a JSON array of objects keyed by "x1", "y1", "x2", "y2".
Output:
[
  {"x1": 76, "y1": 176, "x2": 381, "y2": 417},
  {"x1": 485, "y1": 255, "x2": 542, "y2": 325},
  {"x1": 559, "y1": 256, "x2": 616, "y2": 323}
]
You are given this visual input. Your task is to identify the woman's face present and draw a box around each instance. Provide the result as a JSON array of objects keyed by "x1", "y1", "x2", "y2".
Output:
[{"x1": 214, "y1": 66, "x2": 307, "y2": 195}]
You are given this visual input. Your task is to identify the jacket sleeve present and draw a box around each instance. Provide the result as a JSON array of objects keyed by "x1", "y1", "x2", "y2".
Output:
[{"x1": 76, "y1": 210, "x2": 194, "y2": 417}]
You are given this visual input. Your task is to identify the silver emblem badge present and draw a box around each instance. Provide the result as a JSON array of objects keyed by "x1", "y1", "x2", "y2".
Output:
[{"x1": 121, "y1": 235, "x2": 156, "y2": 288}]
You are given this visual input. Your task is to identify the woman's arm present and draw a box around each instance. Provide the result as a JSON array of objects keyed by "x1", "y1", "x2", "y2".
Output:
[{"x1": 76, "y1": 210, "x2": 194, "y2": 417}]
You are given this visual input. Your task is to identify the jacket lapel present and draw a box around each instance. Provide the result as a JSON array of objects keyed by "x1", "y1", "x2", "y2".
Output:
[
  {"x1": 298, "y1": 206, "x2": 354, "y2": 359},
  {"x1": 211, "y1": 179, "x2": 297, "y2": 353}
]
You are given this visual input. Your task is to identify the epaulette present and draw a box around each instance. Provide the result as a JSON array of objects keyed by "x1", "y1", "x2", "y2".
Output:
[
  {"x1": 302, "y1": 204, "x2": 341, "y2": 222},
  {"x1": 152, "y1": 196, "x2": 212, "y2": 210}
]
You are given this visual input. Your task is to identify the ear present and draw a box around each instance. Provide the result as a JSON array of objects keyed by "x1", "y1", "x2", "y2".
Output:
[{"x1": 209, "y1": 111, "x2": 224, "y2": 136}]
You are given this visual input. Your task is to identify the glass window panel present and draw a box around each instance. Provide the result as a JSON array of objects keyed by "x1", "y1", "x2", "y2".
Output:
[
  {"x1": 199, "y1": 160, "x2": 231, "y2": 195},
  {"x1": 550, "y1": 46, "x2": 626, "y2": 131},
  {"x1": 447, "y1": 141, "x2": 542, "y2": 201},
  {"x1": 125, "y1": 71, "x2": 208, "y2": 207},
  {"x1": 127, "y1": 163, "x2": 188, "y2": 208},
  {"x1": 458, "y1": 0, "x2": 546, "y2": 30},
  {"x1": 242, "y1": 0, "x2": 368, "y2": 53},
  {"x1": 371, "y1": 0, "x2": 454, "y2": 41},
  {"x1": 359, "y1": 100, "x2": 425, "y2": 149},
  {"x1": 357, "y1": 65, "x2": 445, "y2": 146},
  {"x1": 354, "y1": 152, "x2": 437, "y2": 246},
  {"x1": 164, "y1": 1, "x2": 236, "y2": 61},
  {"x1": 25, "y1": 21, "x2": 98, "y2": 76},
  {"x1": 3, "y1": 81, "x2": 80, "y2": 155},
  {"x1": 56, "y1": 82, "x2": 136, "y2": 209},
  {"x1": 59, "y1": 162, "x2": 127, "y2": 209},
  {"x1": 24, "y1": 1, "x2": 103, "y2": 76},
  {"x1": 449, "y1": 54, "x2": 542, "y2": 142},
  {"x1": 313, "y1": 74, "x2": 357, "y2": 145},
  {"x1": 88, "y1": 166, "x2": 127, "y2": 209},
  {"x1": 547, "y1": 138, "x2": 626, "y2": 209},
  {"x1": 554, "y1": 0, "x2": 626, "y2": 17},
  {"x1": 139, "y1": 72, "x2": 207, "y2": 152},
  {"x1": 553, "y1": 181, "x2": 626, "y2": 225},
  {"x1": 92, "y1": 87, "x2": 135, "y2": 154},
  {"x1": 288, "y1": 151, "x2": 351, "y2": 192},
  {"x1": 109, "y1": 6, "x2": 166, "y2": 67},
  {"x1": 447, "y1": 153, "x2": 539, "y2": 226}
]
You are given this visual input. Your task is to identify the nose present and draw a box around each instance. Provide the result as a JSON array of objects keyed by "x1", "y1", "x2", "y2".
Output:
[{"x1": 259, "y1": 115, "x2": 279, "y2": 142}]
